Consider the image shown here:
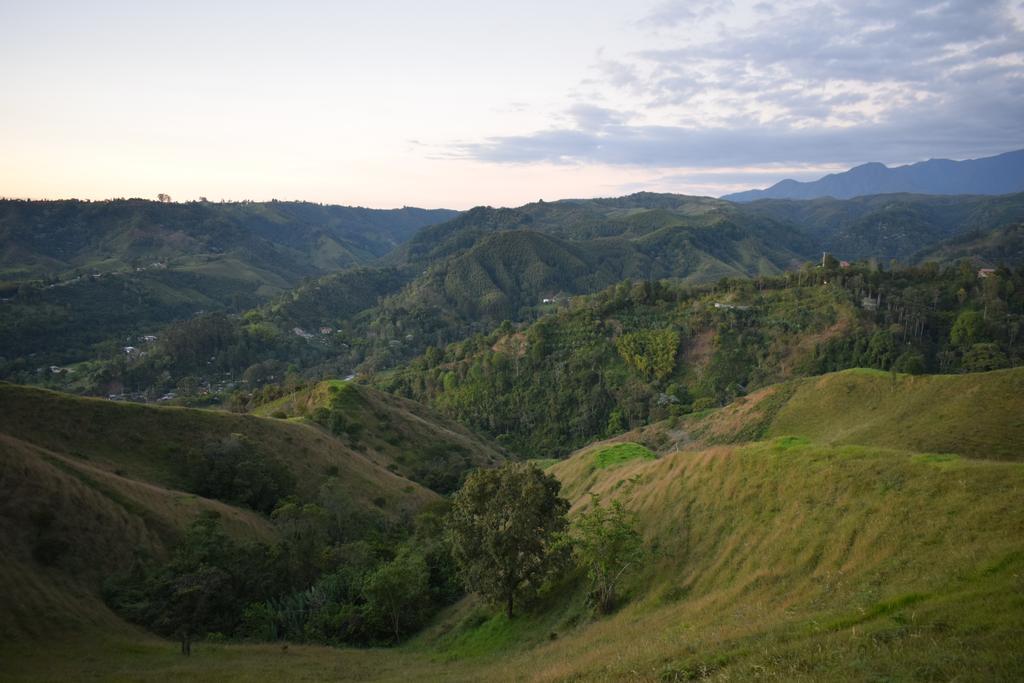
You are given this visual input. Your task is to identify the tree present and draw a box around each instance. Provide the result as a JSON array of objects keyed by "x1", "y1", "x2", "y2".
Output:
[
  {"x1": 950, "y1": 310, "x2": 985, "y2": 348},
  {"x1": 271, "y1": 500, "x2": 329, "y2": 587},
  {"x1": 157, "y1": 193, "x2": 171, "y2": 203},
  {"x1": 447, "y1": 463, "x2": 570, "y2": 618},
  {"x1": 572, "y1": 495, "x2": 644, "y2": 614},
  {"x1": 163, "y1": 564, "x2": 230, "y2": 655},
  {"x1": 362, "y1": 550, "x2": 430, "y2": 641}
]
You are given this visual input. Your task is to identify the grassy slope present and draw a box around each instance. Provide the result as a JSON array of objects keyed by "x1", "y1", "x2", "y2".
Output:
[
  {"x1": 629, "y1": 367, "x2": 1024, "y2": 461},
  {"x1": 0, "y1": 432, "x2": 276, "y2": 643},
  {"x1": 0, "y1": 381, "x2": 456, "y2": 651},
  {"x1": 0, "y1": 382, "x2": 438, "y2": 513},
  {"x1": 4, "y1": 368, "x2": 1022, "y2": 680},
  {"x1": 766, "y1": 368, "x2": 1024, "y2": 460},
  {"x1": 7, "y1": 440, "x2": 1021, "y2": 681},
  {"x1": 250, "y1": 380, "x2": 504, "y2": 489},
  {"x1": 533, "y1": 439, "x2": 1024, "y2": 681}
]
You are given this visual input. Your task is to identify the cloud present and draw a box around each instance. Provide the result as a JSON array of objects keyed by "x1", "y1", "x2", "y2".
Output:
[
  {"x1": 455, "y1": 106, "x2": 1023, "y2": 168},
  {"x1": 450, "y1": 0, "x2": 1024, "y2": 172},
  {"x1": 566, "y1": 103, "x2": 631, "y2": 131},
  {"x1": 637, "y1": 0, "x2": 735, "y2": 28}
]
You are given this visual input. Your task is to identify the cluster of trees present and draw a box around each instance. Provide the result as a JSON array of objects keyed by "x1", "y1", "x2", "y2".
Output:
[
  {"x1": 804, "y1": 261, "x2": 1023, "y2": 375},
  {"x1": 382, "y1": 263, "x2": 1024, "y2": 458},
  {"x1": 381, "y1": 278, "x2": 847, "y2": 457},
  {"x1": 106, "y1": 501, "x2": 459, "y2": 650},
  {"x1": 107, "y1": 463, "x2": 646, "y2": 654},
  {"x1": 181, "y1": 433, "x2": 296, "y2": 514}
]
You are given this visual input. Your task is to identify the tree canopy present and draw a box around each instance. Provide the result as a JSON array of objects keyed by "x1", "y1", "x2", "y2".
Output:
[{"x1": 447, "y1": 463, "x2": 570, "y2": 618}]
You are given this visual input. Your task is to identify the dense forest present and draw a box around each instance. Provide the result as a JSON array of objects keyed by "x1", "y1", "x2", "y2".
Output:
[
  {"x1": 0, "y1": 199, "x2": 455, "y2": 364},
  {"x1": 381, "y1": 260, "x2": 1024, "y2": 457},
  {"x1": 7, "y1": 193, "x2": 1024, "y2": 403}
]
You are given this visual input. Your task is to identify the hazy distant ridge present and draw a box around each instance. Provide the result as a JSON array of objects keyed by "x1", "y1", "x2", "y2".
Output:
[{"x1": 722, "y1": 149, "x2": 1024, "y2": 202}]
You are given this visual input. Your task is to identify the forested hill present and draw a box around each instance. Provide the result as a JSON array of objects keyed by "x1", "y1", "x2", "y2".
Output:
[
  {"x1": 6, "y1": 191, "x2": 1024, "y2": 398},
  {"x1": 0, "y1": 199, "x2": 457, "y2": 285},
  {"x1": 0, "y1": 200, "x2": 456, "y2": 367},
  {"x1": 915, "y1": 223, "x2": 1024, "y2": 266},
  {"x1": 255, "y1": 194, "x2": 815, "y2": 372},
  {"x1": 393, "y1": 192, "x2": 804, "y2": 261},
  {"x1": 266, "y1": 191, "x2": 1024, "y2": 373},
  {"x1": 0, "y1": 378, "x2": 501, "y2": 647},
  {"x1": 735, "y1": 192, "x2": 1024, "y2": 262},
  {"x1": 381, "y1": 260, "x2": 1024, "y2": 457}
]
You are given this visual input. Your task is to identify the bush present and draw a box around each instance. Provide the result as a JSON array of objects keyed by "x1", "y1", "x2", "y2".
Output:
[{"x1": 962, "y1": 343, "x2": 1010, "y2": 372}]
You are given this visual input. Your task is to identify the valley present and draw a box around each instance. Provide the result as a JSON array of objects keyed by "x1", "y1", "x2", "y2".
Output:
[
  {"x1": 1, "y1": 367, "x2": 1021, "y2": 680},
  {"x1": 6, "y1": 2, "x2": 1024, "y2": 679},
  {"x1": 2, "y1": 186, "x2": 1023, "y2": 683}
]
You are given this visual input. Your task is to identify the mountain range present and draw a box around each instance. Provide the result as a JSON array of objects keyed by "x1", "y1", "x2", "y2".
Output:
[{"x1": 722, "y1": 149, "x2": 1024, "y2": 202}]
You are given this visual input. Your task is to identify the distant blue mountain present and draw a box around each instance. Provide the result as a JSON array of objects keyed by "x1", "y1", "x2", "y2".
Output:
[{"x1": 722, "y1": 149, "x2": 1024, "y2": 202}]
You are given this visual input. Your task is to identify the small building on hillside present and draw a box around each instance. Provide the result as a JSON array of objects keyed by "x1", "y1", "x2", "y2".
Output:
[{"x1": 978, "y1": 268, "x2": 996, "y2": 279}]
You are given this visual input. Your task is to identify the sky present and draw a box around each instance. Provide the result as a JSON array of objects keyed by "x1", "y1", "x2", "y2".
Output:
[{"x1": 1, "y1": 0, "x2": 1022, "y2": 209}]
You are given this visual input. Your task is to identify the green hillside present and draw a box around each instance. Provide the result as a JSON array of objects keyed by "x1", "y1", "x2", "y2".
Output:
[
  {"x1": 0, "y1": 379, "x2": 499, "y2": 653},
  {"x1": 601, "y1": 367, "x2": 1024, "y2": 462},
  {"x1": 0, "y1": 199, "x2": 457, "y2": 283},
  {"x1": 3, "y1": 369, "x2": 1022, "y2": 681},
  {"x1": 0, "y1": 199, "x2": 456, "y2": 364},
  {"x1": 266, "y1": 197, "x2": 815, "y2": 372},
  {"x1": 739, "y1": 192, "x2": 1024, "y2": 262},
  {"x1": 249, "y1": 380, "x2": 505, "y2": 492},
  {"x1": 0, "y1": 431, "x2": 276, "y2": 642},
  {"x1": 9, "y1": 192, "x2": 1024, "y2": 400},
  {"x1": 0, "y1": 382, "x2": 437, "y2": 514},
  {"x1": 383, "y1": 260, "x2": 1024, "y2": 458},
  {"x1": 767, "y1": 369, "x2": 1024, "y2": 459},
  {"x1": 914, "y1": 223, "x2": 1024, "y2": 266}
]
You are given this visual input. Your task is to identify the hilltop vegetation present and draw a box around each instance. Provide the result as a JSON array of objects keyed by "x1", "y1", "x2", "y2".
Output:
[
  {"x1": 2, "y1": 193, "x2": 814, "y2": 394},
  {"x1": 382, "y1": 260, "x2": 1024, "y2": 457},
  {"x1": 0, "y1": 198, "x2": 456, "y2": 283},
  {"x1": 915, "y1": 222, "x2": 1024, "y2": 266},
  {"x1": 253, "y1": 195, "x2": 817, "y2": 374},
  {"x1": 249, "y1": 380, "x2": 504, "y2": 493}
]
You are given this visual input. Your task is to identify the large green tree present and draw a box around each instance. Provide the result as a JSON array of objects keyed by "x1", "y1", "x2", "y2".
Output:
[{"x1": 447, "y1": 463, "x2": 570, "y2": 618}]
